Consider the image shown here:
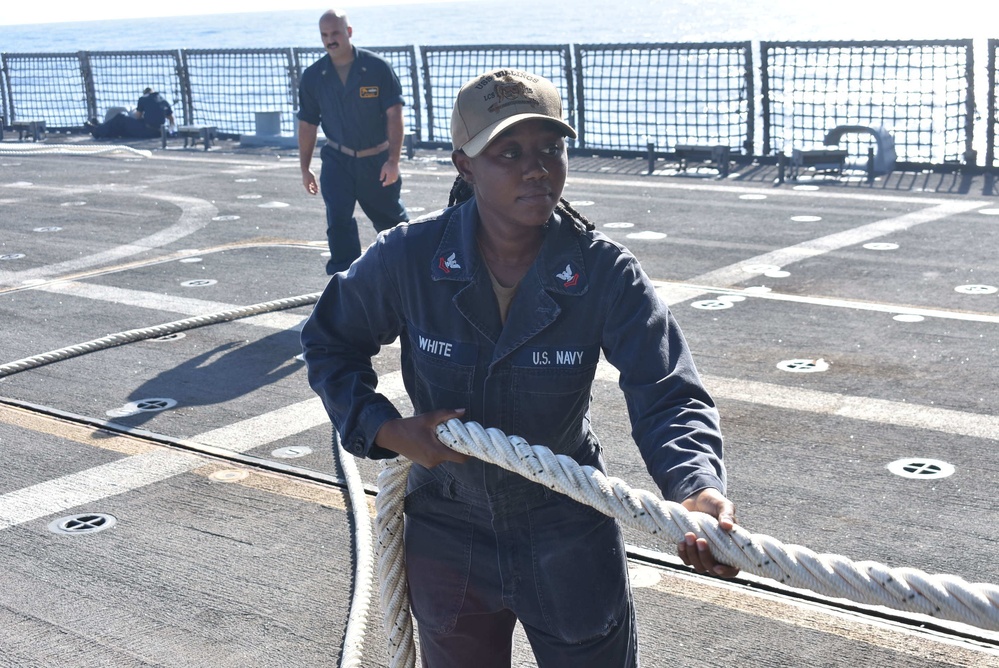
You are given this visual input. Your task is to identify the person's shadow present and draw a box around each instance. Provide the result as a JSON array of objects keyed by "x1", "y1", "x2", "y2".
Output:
[{"x1": 101, "y1": 329, "x2": 304, "y2": 431}]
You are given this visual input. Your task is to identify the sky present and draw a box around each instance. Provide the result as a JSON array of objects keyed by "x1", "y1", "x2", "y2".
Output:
[{"x1": 0, "y1": 0, "x2": 461, "y2": 26}]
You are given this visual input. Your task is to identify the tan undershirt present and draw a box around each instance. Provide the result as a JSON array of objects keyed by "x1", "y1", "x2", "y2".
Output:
[{"x1": 483, "y1": 263, "x2": 519, "y2": 324}]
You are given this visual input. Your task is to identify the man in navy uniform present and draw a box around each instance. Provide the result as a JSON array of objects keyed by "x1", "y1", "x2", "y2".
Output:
[
  {"x1": 298, "y1": 8, "x2": 409, "y2": 275},
  {"x1": 86, "y1": 87, "x2": 175, "y2": 139}
]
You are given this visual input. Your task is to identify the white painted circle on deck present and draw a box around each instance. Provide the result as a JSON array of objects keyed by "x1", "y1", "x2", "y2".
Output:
[
  {"x1": 954, "y1": 284, "x2": 998, "y2": 295},
  {"x1": 234, "y1": 178, "x2": 257, "y2": 182},
  {"x1": 272, "y1": 446, "x2": 313, "y2": 459},
  {"x1": 893, "y1": 314, "x2": 925, "y2": 322},
  {"x1": 739, "y1": 194, "x2": 767, "y2": 200},
  {"x1": 107, "y1": 397, "x2": 177, "y2": 417},
  {"x1": 864, "y1": 242, "x2": 898, "y2": 250},
  {"x1": 259, "y1": 201, "x2": 290, "y2": 208},
  {"x1": 792, "y1": 185, "x2": 820, "y2": 191},
  {"x1": 33, "y1": 226, "x2": 62, "y2": 232},
  {"x1": 1, "y1": 253, "x2": 25, "y2": 260},
  {"x1": 604, "y1": 222, "x2": 634, "y2": 229},
  {"x1": 213, "y1": 215, "x2": 241, "y2": 221},
  {"x1": 60, "y1": 201, "x2": 87, "y2": 207},
  {"x1": 763, "y1": 269, "x2": 790, "y2": 278},
  {"x1": 887, "y1": 458, "x2": 954, "y2": 480},
  {"x1": 790, "y1": 215, "x2": 822, "y2": 222},
  {"x1": 628, "y1": 565, "x2": 662, "y2": 589},
  {"x1": 181, "y1": 279, "x2": 217, "y2": 287},
  {"x1": 210, "y1": 469, "x2": 250, "y2": 482},
  {"x1": 692, "y1": 299, "x2": 734, "y2": 310},
  {"x1": 626, "y1": 231, "x2": 667, "y2": 240},
  {"x1": 237, "y1": 194, "x2": 262, "y2": 199},
  {"x1": 777, "y1": 358, "x2": 829, "y2": 373}
]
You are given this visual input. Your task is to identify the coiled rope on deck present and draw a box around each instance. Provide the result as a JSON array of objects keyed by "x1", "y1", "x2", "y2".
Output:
[{"x1": 374, "y1": 419, "x2": 999, "y2": 668}]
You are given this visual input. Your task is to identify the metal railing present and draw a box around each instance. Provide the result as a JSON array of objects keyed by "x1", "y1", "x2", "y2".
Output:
[{"x1": 2, "y1": 40, "x2": 997, "y2": 171}]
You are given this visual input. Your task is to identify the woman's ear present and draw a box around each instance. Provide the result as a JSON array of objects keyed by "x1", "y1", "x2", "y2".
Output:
[{"x1": 451, "y1": 150, "x2": 474, "y2": 185}]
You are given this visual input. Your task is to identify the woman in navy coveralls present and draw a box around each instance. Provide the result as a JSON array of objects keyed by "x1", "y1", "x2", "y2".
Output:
[{"x1": 302, "y1": 69, "x2": 739, "y2": 667}]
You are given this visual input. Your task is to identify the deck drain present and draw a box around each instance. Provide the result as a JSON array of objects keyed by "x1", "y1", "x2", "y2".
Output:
[
  {"x1": 107, "y1": 397, "x2": 177, "y2": 417},
  {"x1": 790, "y1": 215, "x2": 822, "y2": 222},
  {"x1": 893, "y1": 314, "x2": 925, "y2": 322},
  {"x1": 692, "y1": 299, "x2": 734, "y2": 310},
  {"x1": 33, "y1": 226, "x2": 62, "y2": 232},
  {"x1": 272, "y1": 446, "x2": 313, "y2": 459},
  {"x1": 258, "y1": 201, "x2": 290, "y2": 208},
  {"x1": 212, "y1": 215, "x2": 240, "y2": 221},
  {"x1": 626, "y1": 231, "x2": 667, "y2": 240},
  {"x1": 863, "y1": 242, "x2": 898, "y2": 250},
  {"x1": 604, "y1": 222, "x2": 634, "y2": 229},
  {"x1": 152, "y1": 332, "x2": 187, "y2": 342},
  {"x1": 210, "y1": 469, "x2": 250, "y2": 482},
  {"x1": 1, "y1": 253, "x2": 26, "y2": 261},
  {"x1": 237, "y1": 194, "x2": 262, "y2": 199},
  {"x1": 777, "y1": 358, "x2": 829, "y2": 373},
  {"x1": 954, "y1": 284, "x2": 997, "y2": 295},
  {"x1": 48, "y1": 513, "x2": 117, "y2": 535},
  {"x1": 181, "y1": 279, "x2": 217, "y2": 287},
  {"x1": 887, "y1": 458, "x2": 954, "y2": 480}
]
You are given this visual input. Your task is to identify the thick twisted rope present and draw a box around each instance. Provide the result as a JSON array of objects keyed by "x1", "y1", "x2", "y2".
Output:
[
  {"x1": 0, "y1": 293, "x2": 321, "y2": 379},
  {"x1": 334, "y1": 430, "x2": 376, "y2": 668},
  {"x1": 0, "y1": 144, "x2": 152, "y2": 157},
  {"x1": 374, "y1": 419, "x2": 999, "y2": 667},
  {"x1": 376, "y1": 458, "x2": 417, "y2": 668}
]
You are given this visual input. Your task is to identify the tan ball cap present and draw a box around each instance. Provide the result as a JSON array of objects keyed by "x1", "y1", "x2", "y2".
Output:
[{"x1": 451, "y1": 69, "x2": 576, "y2": 157}]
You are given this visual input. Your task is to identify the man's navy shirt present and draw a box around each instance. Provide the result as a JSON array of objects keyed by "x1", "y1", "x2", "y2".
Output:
[{"x1": 298, "y1": 47, "x2": 405, "y2": 151}]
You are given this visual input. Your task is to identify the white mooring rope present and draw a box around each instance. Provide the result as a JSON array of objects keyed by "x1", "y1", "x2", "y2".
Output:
[
  {"x1": 372, "y1": 419, "x2": 999, "y2": 667},
  {"x1": 0, "y1": 143, "x2": 152, "y2": 157}
]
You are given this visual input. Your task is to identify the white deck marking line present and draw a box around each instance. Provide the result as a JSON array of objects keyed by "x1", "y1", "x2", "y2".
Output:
[
  {"x1": 594, "y1": 363, "x2": 999, "y2": 442},
  {"x1": 35, "y1": 281, "x2": 307, "y2": 332},
  {"x1": 0, "y1": 450, "x2": 203, "y2": 531},
  {"x1": 0, "y1": 191, "x2": 217, "y2": 287},
  {"x1": 654, "y1": 200, "x2": 987, "y2": 306},
  {"x1": 658, "y1": 283, "x2": 999, "y2": 323},
  {"x1": 0, "y1": 371, "x2": 407, "y2": 530}
]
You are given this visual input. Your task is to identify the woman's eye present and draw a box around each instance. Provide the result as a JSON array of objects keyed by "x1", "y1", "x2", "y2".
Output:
[
  {"x1": 500, "y1": 149, "x2": 520, "y2": 159},
  {"x1": 543, "y1": 144, "x2": 562, "y2": 155}
]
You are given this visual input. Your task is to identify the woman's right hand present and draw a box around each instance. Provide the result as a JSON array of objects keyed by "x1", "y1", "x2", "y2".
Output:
[{"x1": 374, "y1": 408, "x2": 469, "y2": 468}]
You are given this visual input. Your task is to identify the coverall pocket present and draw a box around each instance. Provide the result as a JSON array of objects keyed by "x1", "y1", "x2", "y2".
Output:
[
  {"x1": 526, "y1": 493, "x2": 630, "y2": 644},
  {"x1": 511, "y1": 364, "x2": 597, "y2": 451},
  {"x1": 404, "y1": 481, "x2": 474, "y2": 635},
  {"x1": 410, "y1": 351, "x2": 475, "y2": 414}
]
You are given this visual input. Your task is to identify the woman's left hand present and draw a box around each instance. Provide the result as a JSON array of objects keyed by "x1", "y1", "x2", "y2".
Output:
[{"x1": 676, "y1": 488, "x2": 740, "y2": 578}]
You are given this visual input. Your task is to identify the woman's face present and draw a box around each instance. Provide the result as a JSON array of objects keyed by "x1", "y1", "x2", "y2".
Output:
[{"x1": 454, "y1": 119, "x2": 568, "y2": 233}]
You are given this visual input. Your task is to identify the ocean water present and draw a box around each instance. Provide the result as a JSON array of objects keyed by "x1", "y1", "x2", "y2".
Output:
[{"x1": 0, "y1": 0, "x2": 993, "y2": 54}]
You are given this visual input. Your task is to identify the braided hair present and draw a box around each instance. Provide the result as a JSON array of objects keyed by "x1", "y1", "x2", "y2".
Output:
[{"x1": 447, "y1": 175, "x2": 594, "y2": 235}]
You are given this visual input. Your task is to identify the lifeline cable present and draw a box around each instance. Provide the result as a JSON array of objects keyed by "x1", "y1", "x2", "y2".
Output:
[{"x1": 373, "y1": 419, "x2": 999, "y2": 668}]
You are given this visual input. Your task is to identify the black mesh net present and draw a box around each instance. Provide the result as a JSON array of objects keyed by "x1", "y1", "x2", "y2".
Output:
[
  {"x1": 762, "y1": 40, "x2": 973, "y2": 165},
  {"x1": 419, "y1": 46, "x2": 573, "y2": 145},
  {"x1": 573, "y1": 42, "x2": 753, "y2": 154},
  {"x1": 87, "y1": 51, "x2": 184, "y2": 123},
  {"x1": 1, "y1": 53, "x2": 89, "y2": 128}
]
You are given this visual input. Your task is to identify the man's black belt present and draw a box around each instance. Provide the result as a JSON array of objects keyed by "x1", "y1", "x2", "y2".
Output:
[{"x1": 326, "y1": 139, "x2": 390, "y2": 158}]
